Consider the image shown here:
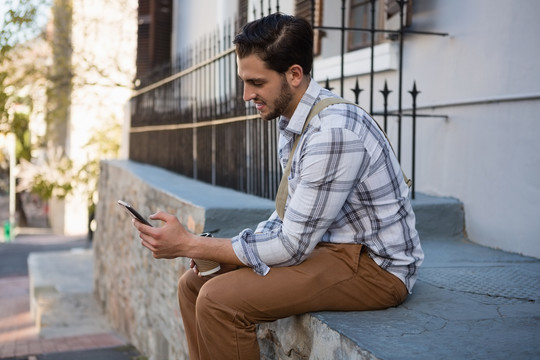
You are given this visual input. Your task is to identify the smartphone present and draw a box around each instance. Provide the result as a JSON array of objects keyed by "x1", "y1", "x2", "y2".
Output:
[{"x1": 117, "y1": 200, "x2": 153, "y2": 227}]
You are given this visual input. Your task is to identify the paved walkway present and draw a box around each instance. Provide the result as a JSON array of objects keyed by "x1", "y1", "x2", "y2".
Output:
[{"x1": 0, "y1": 232, "x2": 135, "y2": 360}]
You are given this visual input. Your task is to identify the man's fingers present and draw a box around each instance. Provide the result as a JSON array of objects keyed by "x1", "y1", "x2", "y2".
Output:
[{"x1": 149, "y1": 210, "x2": 172, "y2": 222}]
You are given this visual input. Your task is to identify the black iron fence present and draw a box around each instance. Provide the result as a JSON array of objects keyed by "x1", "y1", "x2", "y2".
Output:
[
  {"x1": 129, "y1": 0, "x2": 447, "y2": 200},
  {"x1": 130, "y1": 19, "x2": 281, "y2": 199}
]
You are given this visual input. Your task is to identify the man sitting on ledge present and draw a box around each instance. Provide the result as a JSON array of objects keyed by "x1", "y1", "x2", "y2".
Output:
[{"x1": 134, "y1": 12, "x2": 424, "y2": 360}]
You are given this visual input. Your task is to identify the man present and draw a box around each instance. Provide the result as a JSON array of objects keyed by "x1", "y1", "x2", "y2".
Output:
[{"x1": 134, "y1": 13, "x2": 423, "y2": 360}]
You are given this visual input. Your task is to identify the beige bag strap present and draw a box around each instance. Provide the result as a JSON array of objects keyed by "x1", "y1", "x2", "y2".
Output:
[{"x1": 275, "y1": 97, "x2": 412, "y2": 220}]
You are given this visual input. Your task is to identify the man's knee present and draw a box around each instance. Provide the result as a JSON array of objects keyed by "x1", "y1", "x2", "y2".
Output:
[
  {"x1": 195, "y1": 276, "x2": 240, "y2": 322},
  {"x1": 178, "y1": 269, "x2": 201, "y2": 301}
]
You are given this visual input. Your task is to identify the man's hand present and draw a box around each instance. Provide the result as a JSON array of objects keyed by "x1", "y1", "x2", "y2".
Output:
[
  {"x1": 133, "y1": 211, "x2": 243, "y2": 267},
  {"x1": 134, "y1": 211, "x2": 195, "y2": 259}
]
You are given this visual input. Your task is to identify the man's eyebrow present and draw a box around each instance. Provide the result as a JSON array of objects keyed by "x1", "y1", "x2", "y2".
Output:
[
  {"x1": 244, "y1": 77, "x2": 266, "y2": 84},
  {"x1": 237, "y1": 73, "x2": 265, "y2": 83}
]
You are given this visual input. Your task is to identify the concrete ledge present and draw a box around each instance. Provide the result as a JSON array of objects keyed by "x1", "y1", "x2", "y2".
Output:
[
  {"x1": 108, "y1": 160, "x2": 465, "y2": 240},
  {"x1": 95, "y1": 160, "x2": 540, "y2": 360},
  {"x1": 94, "y1": 160, "x2": 276, "y2": 359},
  {"x1": 258, "y1": 239, "x2": 540, "y2": 360},
  {"x1": 258, "y1": 315, "x2": 380, "y2": 360},
  {"x1": 109, "y1": 160, "x2": 276, "y2": 237}
]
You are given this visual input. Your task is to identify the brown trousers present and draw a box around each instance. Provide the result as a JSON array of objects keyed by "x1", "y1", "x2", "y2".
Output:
[{"x1": 177, "y1": 243, "x2": 407, "y2": 360}]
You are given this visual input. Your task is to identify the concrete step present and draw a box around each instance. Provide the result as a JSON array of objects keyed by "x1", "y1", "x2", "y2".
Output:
[
  {"x1": 257, "y1": 194, "x2": 540, "y2": 360},
  {"x1": 258, "y1": 240, "x2": 540, "y2": 359},
  {"x1": 411, "y1": 192, "x2": 465, "y2": 240},
  {"x1": 27, "y1": 249, "x2": 115, "y2": 339}
]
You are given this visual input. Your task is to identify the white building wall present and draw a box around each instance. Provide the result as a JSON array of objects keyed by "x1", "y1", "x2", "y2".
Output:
[
  {"x1": 398, "y1": 0, "x2": 540, "y2": 258},
  {"x1": 312, "y1": 0, "x2": 540, "y2": 258}
]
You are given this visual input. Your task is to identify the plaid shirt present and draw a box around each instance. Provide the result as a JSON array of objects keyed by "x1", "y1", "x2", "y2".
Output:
[{"x1": 232, "y1": 80, "x2": 424, "y2": 292}]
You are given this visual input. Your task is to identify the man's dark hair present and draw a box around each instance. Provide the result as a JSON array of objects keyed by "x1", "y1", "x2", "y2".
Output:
[{"x1": 233, "y1": 13, "x2": 313, "y2": 75}]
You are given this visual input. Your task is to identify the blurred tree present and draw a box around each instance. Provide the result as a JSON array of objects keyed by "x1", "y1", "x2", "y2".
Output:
[{"x1": 3, "y1": 0, "x2": 135, "y2": 231}]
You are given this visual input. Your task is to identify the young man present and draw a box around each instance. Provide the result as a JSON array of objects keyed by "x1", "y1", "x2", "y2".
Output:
[{"x1": 134, "y1": 13, "x2": 423, "y2": 360}]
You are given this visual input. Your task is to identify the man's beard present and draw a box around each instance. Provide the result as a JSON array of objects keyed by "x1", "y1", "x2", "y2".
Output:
[{"x1": 260, "y1": 76, "x2": 293, "y2": 120}]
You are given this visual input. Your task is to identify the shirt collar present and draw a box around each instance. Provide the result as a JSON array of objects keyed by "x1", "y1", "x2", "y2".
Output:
[{"x1": 278, "y1": 79, "x2": 323, "y2": 136}]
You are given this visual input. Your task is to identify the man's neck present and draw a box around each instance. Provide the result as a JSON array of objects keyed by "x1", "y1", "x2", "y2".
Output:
[{"x1": 285, "y1": 76, "x2": 311, "y2": 118}]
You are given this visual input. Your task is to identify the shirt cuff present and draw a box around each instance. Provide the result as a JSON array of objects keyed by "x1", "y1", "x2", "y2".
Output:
[{"x1": 231, "y1": 228, "x2": 270, "y2": 276}]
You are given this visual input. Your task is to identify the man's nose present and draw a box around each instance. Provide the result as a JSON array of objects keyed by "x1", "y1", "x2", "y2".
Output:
[{"x1": 243, "y1": 85, "x2": 255, "y2": 102}]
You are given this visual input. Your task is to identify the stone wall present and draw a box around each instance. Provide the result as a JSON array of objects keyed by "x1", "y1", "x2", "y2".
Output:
[
  {"x1": 93, "y1": 160, "x2": 466, "y2": 360},
  {"x1": 93, "y1": 160, "x2": 274, "y2": 359}
]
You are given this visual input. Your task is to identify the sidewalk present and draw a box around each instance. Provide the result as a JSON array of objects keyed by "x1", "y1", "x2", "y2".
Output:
[{"x1": 0, "y1": 232, "x2": 141, "y2": 360}]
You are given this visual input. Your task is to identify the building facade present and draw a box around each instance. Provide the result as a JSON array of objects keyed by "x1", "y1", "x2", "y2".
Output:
[{"x1": 131, "y1": 0, "x2": 540, "y2": 258}]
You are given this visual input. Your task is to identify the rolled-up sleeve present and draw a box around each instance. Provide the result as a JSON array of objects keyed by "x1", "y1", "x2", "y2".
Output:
[{"x1": 231, "y1": 229, "x2": 271, "y2": 275}]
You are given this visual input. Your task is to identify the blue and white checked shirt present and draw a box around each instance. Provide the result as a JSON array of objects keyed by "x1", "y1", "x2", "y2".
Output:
[{"x1": 232, "y1": 80, "x2": 424, "y2": 292}]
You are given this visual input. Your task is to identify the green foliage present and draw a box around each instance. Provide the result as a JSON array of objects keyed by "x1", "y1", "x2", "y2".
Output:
[
  {"x1": 0, "y1": 0, "x2": 40, "y2": 59},
  {"x1": 1, "y1": 0, "x2": 46, "y2": 125},
  {"x1": 1, "y1": 0, "x2": 46, "y2": 130},
  {"x1": 17, "y1": 147, "x2": 74, "y2": 200},
  {"x1": 26, "y1": 159, "x2": 73, "y2": 199}
]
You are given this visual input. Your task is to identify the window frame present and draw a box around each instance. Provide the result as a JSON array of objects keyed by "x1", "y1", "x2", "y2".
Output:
[
  {"x1": 295, "y1": 0, "x2": 323, "y2": 56},
  {"x1": 348, "y1": 0, "x2": 386, "y2": 51}
]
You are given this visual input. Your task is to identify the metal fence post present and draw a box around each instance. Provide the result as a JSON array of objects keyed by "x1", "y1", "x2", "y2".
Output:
[
  {"x1": 380, "y1": 80, "x2": 391, "y2": 132},
  {"x1": 409, "y1": 81, "x2": 420, "y2": 199}
]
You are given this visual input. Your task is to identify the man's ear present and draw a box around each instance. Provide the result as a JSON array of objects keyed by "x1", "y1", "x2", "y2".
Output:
[{"x1": 287, "y1": 64, "x2": 304, "y2": 87}]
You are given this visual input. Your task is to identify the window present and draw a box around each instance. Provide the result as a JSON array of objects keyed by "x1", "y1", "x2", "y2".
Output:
[
  {"x1": 295, "y1": 0, "x2": 323, "y2": 55},
  {"x1": 349, "y1": 0, "x2": 413, "y2": 51},
  {"x1": 136, "y1": 0, "x2": 172, "y2": 83},
  {"x1": 348, "y1": 0, "x2": 384, "y2": 51}
]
